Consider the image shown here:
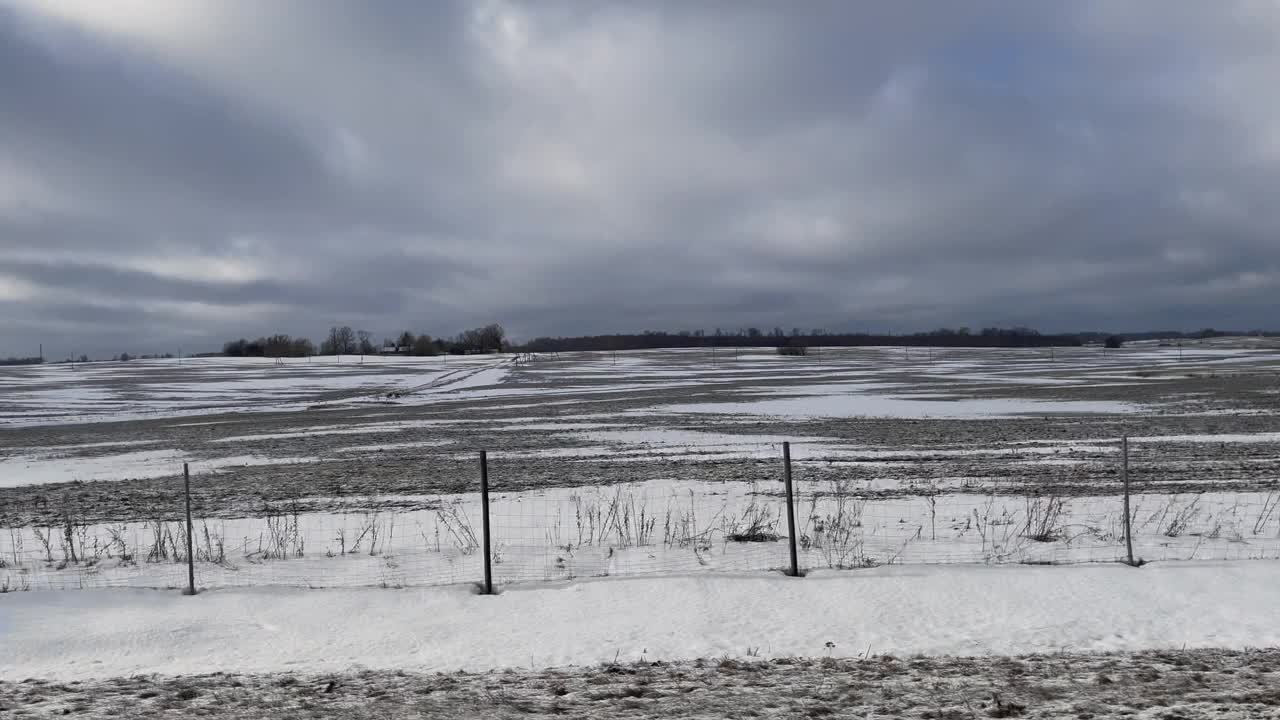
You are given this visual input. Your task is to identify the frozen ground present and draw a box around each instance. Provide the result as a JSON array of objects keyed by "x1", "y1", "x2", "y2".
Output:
[
  {"x1": 2, "y1": 342, "x2": 1279, "y2": 716},
  {"x1": 2, "y1": 342, "x2": 1279, "y2": 530},
  {"x1": 1, "y1": 342, "x2": 1279, "y2": 590},
  {"x1": 3, "y1": 565, "x2": 1280, "y2": 717},
  {"x1": 3, "y1": 649, "x2": 1278, "y2": 719},
  {"x1": 5, "y1": 562, "x2": 1280, "y2": 681},
  {"x1": 0, "y1": 354, "x2": 509, "y2": 427},
  {"x1": 4, "y1": 477, "x2": 1278, "y2": 592}
]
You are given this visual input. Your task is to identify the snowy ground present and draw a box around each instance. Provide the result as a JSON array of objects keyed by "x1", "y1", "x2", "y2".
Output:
[
  {"x1": 2, "y1": 343, "x2": 1278, "y2": 502},
  {"x1": 4, "y1": 341, "x2": 1277, "y2": 431},
  {"x1": 3, "y1": 565, "x2": 1280, "y2": 717},
  {"x1": 2, "y1": 342, "x2": 1279, "y2": 715},
  {"x1": 0, "y1": 354, "x2": 508, "y2": 427},
  {"x1": 5, "y1": 562, "x2": 1280, "y2": 681},
  {"x1": 4, "y1": 477, "x2": 1279, "y2": 592},
  {"x1": 1, "y1": 341, "x2": 1279, "y2": 590}
]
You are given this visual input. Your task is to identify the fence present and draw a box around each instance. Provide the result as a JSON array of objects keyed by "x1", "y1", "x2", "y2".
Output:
[{"x1": 2, "y1": 438, "x2": 1279, "y2": 594}]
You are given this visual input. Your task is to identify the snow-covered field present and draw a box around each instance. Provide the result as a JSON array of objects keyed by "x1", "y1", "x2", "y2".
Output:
[
  {"x1": 0, "y1": 354, "x2": 507, "y2": 427},
  {"x1": 2, "y1": 341, "x2": 1280, "y2": 714},
  {"x1": 1, "y1": 340, "x2": 1275, "y2": 430},
  {"x1": 1, "y1": 342, "x2": 1277, "y2": 493},
  {"x1": 2, "y1": 341, "x2": 1279, "y2": 593}
]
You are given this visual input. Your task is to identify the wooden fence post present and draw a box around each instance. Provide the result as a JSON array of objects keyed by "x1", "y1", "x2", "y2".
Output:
[
  {"x1": 783, "y1": 442, "x2": 799, "y2": 577},
  {"x1": 1121, "y1": 436, "x2": 1137, "y2": 566},
  {"x1": 182, "y1": 463, "x2": 196, "y2": 595},
  {"x1": 480, "y1": 450, "x2": 493, "y2": 594}
]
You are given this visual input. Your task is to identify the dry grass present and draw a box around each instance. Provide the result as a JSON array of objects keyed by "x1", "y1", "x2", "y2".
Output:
[{"x1": 3, "y1": 649, "x2": 1279, "y2": 718}]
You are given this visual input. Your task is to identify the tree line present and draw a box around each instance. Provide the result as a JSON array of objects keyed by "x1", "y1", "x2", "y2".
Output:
[
  {"x1": 1077, "y1": 328, "x2": 1277, "y2": 343},
  {"x1": 222, "y1": 324, "x2": 507, "y2": 358},
  {"x1": 219, "y1": 323, "x2": 1277, "y2": 359},
  {"x1": 517, "y1": 327, "x2": 1084, "y2": 353}
]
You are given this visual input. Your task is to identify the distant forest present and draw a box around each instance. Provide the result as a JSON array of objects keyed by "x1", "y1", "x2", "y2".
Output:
[
  {"x1": 222, "y1": 324, "x2": 508, "y2": 358},
  {"x1": 519, "y1": 327, "x2": 1080, "y2": 353},
  {"x1": 12, "y1": 326, "x2": 1273, "y2": 364},
  {"x1": 517, "y1": 327, "x2": 1276, "y2": 353}
]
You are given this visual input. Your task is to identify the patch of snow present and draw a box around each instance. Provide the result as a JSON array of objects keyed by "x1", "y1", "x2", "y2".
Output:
[
  {"x1": 1130, "y1": 432, "x2": 1280, "y2": 444},
  {"x1": 331, "y1": 440, "x2": 456, "y2": 453},
  {"x1": 657, "y1": 395, "x2": 1143, "y2": 419},
  {"x1": 0, "y1": 450, "x2": 315, "y2": 488},
  {"x1": 4, "y1": 562, "x2": 1279, "y2": 680}
]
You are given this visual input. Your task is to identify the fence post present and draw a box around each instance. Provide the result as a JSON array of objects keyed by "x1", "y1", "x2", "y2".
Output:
[
  {"x1": 182, "y1": 463, "x2": 197, "y2": 595},
  {"x1": 1121, "y1": 436, "x2": 1136, "y2": 566},
  {"x1": 783, "y1": 442, "x2": 799, "y2": 577},
  {"x1": 479, "y1": 450, "x2": 494, "y2": 594}
]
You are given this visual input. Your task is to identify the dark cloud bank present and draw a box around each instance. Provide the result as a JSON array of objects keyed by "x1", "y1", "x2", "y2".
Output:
[{"x1": 1, "y1": 1, "x2": 1278, "y2": 358}]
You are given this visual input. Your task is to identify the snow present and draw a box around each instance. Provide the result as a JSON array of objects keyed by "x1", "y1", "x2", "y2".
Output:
[
  {"x1": 330, "y1": 440, "x2": 456, "y2": 453},
  {"x1": 0, "y1": 450, "x2": 314, "y2": 488},
  {"x1": 7, "y1": 478, "x2": 1275, "y2": 593},
  {"x1": 3, "y1": 345, "x2": 1276, "y2": 431},
  {"x1": 210, "y1": 422, "x2": 421, "y2": 443},
  {"x1": 0, "y1": 449, "x2": 188, "y2": 487},
  {"x1": 3, "y1": 561, "x2": 1279, "y2": 681},
  {"x1": 660, "y1": 395, "x2": 1143, "y2": 419},
  {"x1": 0, "y1": 356, "x2": 509, "y2": 427},
  {"x1": 1131, "y1": 431, "x2": 1280, "y2": 444}
]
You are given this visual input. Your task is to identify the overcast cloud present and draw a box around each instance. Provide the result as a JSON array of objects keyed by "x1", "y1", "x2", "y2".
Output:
[{"x1": 2, "y1": 1, "x2": 1279, "y2": 358}]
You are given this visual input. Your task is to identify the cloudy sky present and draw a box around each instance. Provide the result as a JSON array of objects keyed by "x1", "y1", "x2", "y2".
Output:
[{"x1": 2, "y1": 1, "x2": 1279, "y2": 358}]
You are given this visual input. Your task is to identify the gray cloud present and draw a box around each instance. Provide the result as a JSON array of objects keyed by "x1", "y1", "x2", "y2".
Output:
[{"x1": 1, "y1": 0, "x2": 1278, "y2": 359}]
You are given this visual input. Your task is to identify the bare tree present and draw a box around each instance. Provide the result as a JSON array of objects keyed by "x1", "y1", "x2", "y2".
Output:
[
  {"x1": 337, "y1": 326, "x2": 356, "y2": 354},
  {"x1": 479, "y1": 323, "x2": 506, "y2": 353},
  {"x1": 411, "y1": 334, "x2": 437, "y2": 356},
  {"x1": 321, "y1": 326, "x2": 357, "y2": 354},
  {"x1": 456, "y1": 323, "x2": 506, "y2": 354},
  {"x1": 322, "y1": 326, "x2": 340, "y2": 355}
]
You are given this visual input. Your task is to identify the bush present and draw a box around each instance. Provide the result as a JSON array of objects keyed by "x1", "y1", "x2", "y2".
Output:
[
  {"x1": 1104, "y1": 336, "x2": 1124, "y2": 349},
  {"x1": 777, "y1": 344, "x2": 808, "y2": 356}
]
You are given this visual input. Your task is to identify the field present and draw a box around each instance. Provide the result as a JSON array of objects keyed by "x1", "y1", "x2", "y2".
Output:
[
  {"x1": 2, "y1": 341, "x2": 1279, "y2": 591},
  {"x1": 2, "y1": 340, "x2": 1280, "y2": 717}
]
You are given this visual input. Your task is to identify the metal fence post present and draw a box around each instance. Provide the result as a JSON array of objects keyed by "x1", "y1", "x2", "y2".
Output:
[
  {"x1": 182, "y1": 463, "x2": 197, "y2": 595},
  {"x1": 1121, "y1": 436, "x2": 1136, "y2": 566},
  {"x1": 783, "y1": 442, "x2": 799, "y2": 577},
  {"x1": 480, "y1": 450, "x2": 493, "y2": 594}
]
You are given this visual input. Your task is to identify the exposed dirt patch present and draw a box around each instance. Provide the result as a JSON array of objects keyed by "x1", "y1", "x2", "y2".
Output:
[{"x1": 2, "y1": 649, "x2": 1278, "y2": 718}]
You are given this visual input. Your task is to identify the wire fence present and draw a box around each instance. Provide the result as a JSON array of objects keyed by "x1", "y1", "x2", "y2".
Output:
[{"x1": 2, "y1": 438, "x2": 1279, "y2": 593}]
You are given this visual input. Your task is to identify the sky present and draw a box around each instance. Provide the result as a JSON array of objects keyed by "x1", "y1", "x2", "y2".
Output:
[{"x1": 2, "y1": 1, "x2": 1279, "y2": 358}]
